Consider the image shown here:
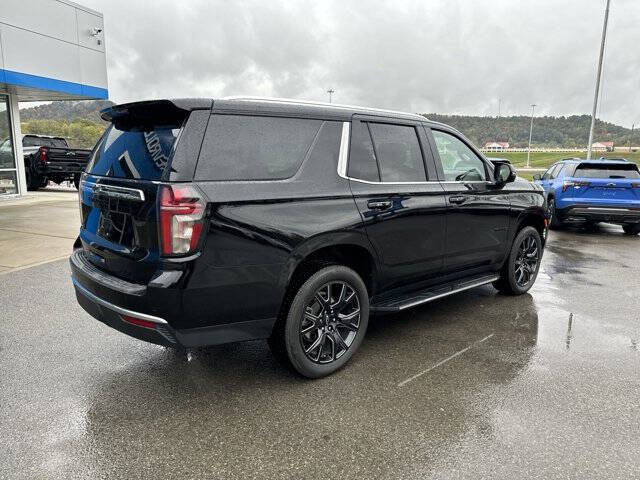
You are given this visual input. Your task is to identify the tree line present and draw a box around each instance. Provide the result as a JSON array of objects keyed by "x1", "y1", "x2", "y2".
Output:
[
  {"x1": 15, "y1": 100, "x2": 638, "y2": 150},
  {"x1": 424, "y1": 113, "x2": 636, "y2": 148}
]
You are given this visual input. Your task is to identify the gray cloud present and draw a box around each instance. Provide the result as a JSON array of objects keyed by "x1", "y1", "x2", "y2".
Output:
[{"x1": 81, "y1": 0, "x2": 640, "y2": 126}]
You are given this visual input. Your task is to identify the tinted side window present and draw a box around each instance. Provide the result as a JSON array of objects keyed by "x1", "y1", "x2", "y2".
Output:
[
  {"x1": 348, "y1": 121, "x2": 380, "y2": 182},
  {"x1": 543, "y1": 164, "x2": 560, "y2": 180},
  {"x1": 196, "y1": 115, "x2": 322, "y2": 181},
  {"x1": 551, "y1": 164, "x2": 564, "y2": 178},
  {"x1": 368, "y1": 123, "x2": 426, "y2": 182},
  {"x1": 432, "y1": 130, "x2": 487, "y2": 181}
]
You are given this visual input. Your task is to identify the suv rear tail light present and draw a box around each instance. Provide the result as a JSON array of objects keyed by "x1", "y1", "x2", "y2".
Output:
[
  {"x1": 562, "y1": 180, "x2": 590, "y2": 192},
  {"x1": 38, "y1": 147, "x2": 48, "y2": 165},
  {"x1": 159, "y1": 184, "x2": 206, "y2": 255}
]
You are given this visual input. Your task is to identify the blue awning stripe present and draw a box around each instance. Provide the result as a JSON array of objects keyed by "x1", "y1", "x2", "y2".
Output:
[{"x1": 0, "y1": 68, "x2": 108, "y2": 99}]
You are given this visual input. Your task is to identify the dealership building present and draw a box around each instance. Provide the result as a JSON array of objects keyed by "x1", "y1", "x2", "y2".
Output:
[{"x1": 0, "y1": 0, "x2": 107, "y2": 197}]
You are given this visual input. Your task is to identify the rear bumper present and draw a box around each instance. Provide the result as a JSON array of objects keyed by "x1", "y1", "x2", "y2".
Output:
[
  {"x1": 73, "y1": 277, "x2": 178, "y2": 346},
  {"x1": 70, "y1": 250, "x2": 275, "y2": 347},
  {"x1": 36, "y1": 162, "x2": 86, "y2": 176},
  {"x1": 558, "y1": 205, "x2": 640, "y2": 224}
]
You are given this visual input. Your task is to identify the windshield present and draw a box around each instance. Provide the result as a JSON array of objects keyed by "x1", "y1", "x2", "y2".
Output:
[
  {"x1": 86, "y1": 123, "x2": 181, "y2": 180},
  {"x1": 575, "y1": 163, "x2": 640, "y2": 179}
]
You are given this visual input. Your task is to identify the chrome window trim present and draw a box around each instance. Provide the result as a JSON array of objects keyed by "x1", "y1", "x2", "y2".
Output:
[{"x1": 336, "y1": 121, "x2": 492, "y2": 186}]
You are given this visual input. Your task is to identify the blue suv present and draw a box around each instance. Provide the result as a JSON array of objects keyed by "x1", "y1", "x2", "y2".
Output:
[{"x1": 534, "y1": 158, "x2": 640, "y2": 234}]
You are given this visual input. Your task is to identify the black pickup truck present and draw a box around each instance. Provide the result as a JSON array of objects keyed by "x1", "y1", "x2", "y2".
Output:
[{"x1": 22, "y1": 134, "x2": 91, "y2": 190}]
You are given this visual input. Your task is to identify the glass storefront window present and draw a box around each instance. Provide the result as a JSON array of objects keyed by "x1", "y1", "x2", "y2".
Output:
[
  {"x1": 0, "y1": 95, "x2": 18, "y2": 195},
  {"x1": 0, "y1": 171, "x2": 18, "y2": 195}
]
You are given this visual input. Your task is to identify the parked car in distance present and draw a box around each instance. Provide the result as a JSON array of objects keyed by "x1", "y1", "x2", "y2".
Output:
[
  {"x1": 533, "y1": 158, "x2": 640, "y2": 234},
  {"x1": 21, "y1": 134, "x2": 92, "y2": 190},
  {"x1": 70, "y1": 98, "x2": 547, "y2": 378}
]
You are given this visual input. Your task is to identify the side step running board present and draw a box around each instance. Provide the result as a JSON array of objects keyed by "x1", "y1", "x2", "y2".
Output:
[{"x1": 371, "y1": 274, "x2": 500, "y2": 313}]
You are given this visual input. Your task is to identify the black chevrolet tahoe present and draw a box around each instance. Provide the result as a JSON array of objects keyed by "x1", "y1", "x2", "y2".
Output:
[{"x1": 70, "y1": 97, "x2": 547, "y2": 378}]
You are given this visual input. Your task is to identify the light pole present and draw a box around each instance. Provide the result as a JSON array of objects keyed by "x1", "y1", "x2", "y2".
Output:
[
  {"x1": 630, "y1": 124, "x2": 635, "y2": 152},
  {"x1": 326, "y1": 88, "x2": 335, "y2": 103},
  {"x1": 527, "y1": 104, "x2": 537, "y2": 168},
  {"x1": 587, "y1": 0, "x2": 611, "y2": 160},
  {"x1": 498, "y1": 98, "x2": 502, "y2": 118}
]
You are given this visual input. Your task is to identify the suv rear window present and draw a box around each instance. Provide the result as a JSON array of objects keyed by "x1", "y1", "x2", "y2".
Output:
[
  {"x1": 574, "y1": 163, "x2": 640, "y2": 179},
  {"x1": 86, "y1": 123, "x2": 182, "y2": 180},
  {"x1": 195, "y1": 115, "x2": 322, "y2": 181},
  {"x1": 23, "y1": 136, "x2": 67, "y2": 148}
]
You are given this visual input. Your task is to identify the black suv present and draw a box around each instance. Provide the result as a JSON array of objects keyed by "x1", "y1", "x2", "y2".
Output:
[{"x1": 71, "y1": 98, "x2": 546, "y2": 378}]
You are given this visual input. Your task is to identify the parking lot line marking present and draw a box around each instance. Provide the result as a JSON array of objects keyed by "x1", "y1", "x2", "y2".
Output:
[
  {"x1": 0, "y1": 254, "x2": 70, "y2": 276},
  {"x1": 397, "y1": 333, "x2": 495, "y2": 387}
]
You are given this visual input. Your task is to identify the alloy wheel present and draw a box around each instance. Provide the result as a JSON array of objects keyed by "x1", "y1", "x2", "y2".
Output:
[
  {"x1": 299, "y1": 281, "x2": 361, "y2": 364},
  {"x1": 514, "y1": 234, "x2": 539, "y2": 287}
]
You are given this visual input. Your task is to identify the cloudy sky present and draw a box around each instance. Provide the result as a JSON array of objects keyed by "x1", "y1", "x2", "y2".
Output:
[{"x1": 80, "y1": 0, "x2": 639, "y2": 126}]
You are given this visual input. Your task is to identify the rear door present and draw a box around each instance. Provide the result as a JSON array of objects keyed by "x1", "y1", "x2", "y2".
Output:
[
  {"x1": 346, "y1": 116, "x2": 446, "y2": 292},
  {"x1": 428, "y1": 128, "x2": 510, "y2": 272},
  {"x1": 79, "y1": 102, "x2": 206, "y2": 283}
]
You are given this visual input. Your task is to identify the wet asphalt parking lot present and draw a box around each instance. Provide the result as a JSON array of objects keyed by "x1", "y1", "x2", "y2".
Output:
[{"x1": 1, "y1": 224, "x2": 639, "y2": 479}]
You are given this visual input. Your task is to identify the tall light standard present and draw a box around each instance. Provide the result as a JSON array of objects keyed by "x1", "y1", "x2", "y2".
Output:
[
  {"x1": 326, "y1": 88, "x2": 335, "y2": 103},
  {"x1": 586, "y1": 0, "x2": 611, "y2": 160},
  {"x1": 527, "y1": 104, "x2": 537, "y2": 168}
]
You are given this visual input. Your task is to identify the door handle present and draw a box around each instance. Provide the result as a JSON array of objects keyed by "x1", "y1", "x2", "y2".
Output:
[
  {"x1": 367, "y1": 200, "x2": 392, "y2": 210},
  {"x1": 449, "y1": 195, "x2": 467, "y2": 205}
]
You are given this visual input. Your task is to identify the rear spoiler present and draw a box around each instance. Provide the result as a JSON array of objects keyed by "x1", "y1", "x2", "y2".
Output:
[{"x1": 100, "y1": 99, "x2": 213, "y2": 123}]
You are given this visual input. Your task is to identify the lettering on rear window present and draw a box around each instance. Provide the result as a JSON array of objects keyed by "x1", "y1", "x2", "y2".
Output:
[{"x1": 144, "y1": 131, "x2": 169, "y2": 171}]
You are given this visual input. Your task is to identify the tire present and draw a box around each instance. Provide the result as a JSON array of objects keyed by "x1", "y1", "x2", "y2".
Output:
[
  {"x1": 622, "y1": 224, "x2": 640, "y2": 235},
  {"x1": 25, "y1": 168, "x2": 41, "y2": 191},
  {"x1": 269, "y1": 265, "x2": 369, "y2": 378},
  {"x1": 39, "y1": 176, "x2": 49, "y2": 188},
  {"x1": 547, "y1": 197, "x2": 562, "y2": 230},
  {"x1": 494, "y1": 226, "x2": 542, "y2": 295},
  {"x1": 73, "y1": 174, "x2": 80, "y2": 190}
]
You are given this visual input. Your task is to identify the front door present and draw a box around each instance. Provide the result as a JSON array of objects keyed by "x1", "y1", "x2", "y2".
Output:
[
  {"x1": 428, "y1": 128, "x2": 510, "y2": 273},
  {"x1": 346, "y1": 116, "x2": 446, "y2": 292}
]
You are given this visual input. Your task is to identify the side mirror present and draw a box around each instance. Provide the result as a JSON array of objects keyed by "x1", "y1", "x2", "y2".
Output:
[
  {"x1": 532, "y1": 173, "x2": 542, "y2": 181},
  {"x1": 494, "y1": 163, "x2": 516, "y2": 185}
]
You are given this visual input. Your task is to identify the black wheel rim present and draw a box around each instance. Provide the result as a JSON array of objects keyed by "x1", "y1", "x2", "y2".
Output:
[
  {"x1": 514, "y1": 234, "x2": 539, "y2": 287},
  {"x1": 300, "y1": 281, "x2": 361, "y2": 364}
]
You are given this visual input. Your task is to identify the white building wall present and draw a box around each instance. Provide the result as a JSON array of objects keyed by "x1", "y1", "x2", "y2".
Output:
[
  {"x1": 0, "y1": 0, "x2": 107, "y2": 196},
  {"x1": 0, "y1": 0, "x2": 107, "y2": 100}
]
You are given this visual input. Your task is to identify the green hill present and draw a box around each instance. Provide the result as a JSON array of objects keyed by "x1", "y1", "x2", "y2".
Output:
[
  {"x1": 15, "y1": 100, "x2": 637, "y2": 150},
  {"x1": 424, "y1": 113, "x2": 636, "y2": 149}
]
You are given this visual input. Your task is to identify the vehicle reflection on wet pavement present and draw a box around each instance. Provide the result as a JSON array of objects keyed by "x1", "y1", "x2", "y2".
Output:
[{"x1": 1, "y1": 223, "x2": 638, "y2": 479}]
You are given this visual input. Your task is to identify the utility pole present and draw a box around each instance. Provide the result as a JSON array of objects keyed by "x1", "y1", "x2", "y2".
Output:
[
  {"x1": 527, "y1": 104, "x2": 537, "y2": 168},
  {"x1": 326, "y1": 88, "x2": 335, "y2": 103},
  {"x1": 630, "y1": 124, "x2": 635, "y2": 152},
  {"x1": 587, "y1": 0, "x2": 611, "y2": 160}
]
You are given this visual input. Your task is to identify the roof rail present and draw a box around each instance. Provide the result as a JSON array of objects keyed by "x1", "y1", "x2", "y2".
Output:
[{"x1": 222, "y1": 96, "x2": 426, "y2": 120}]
